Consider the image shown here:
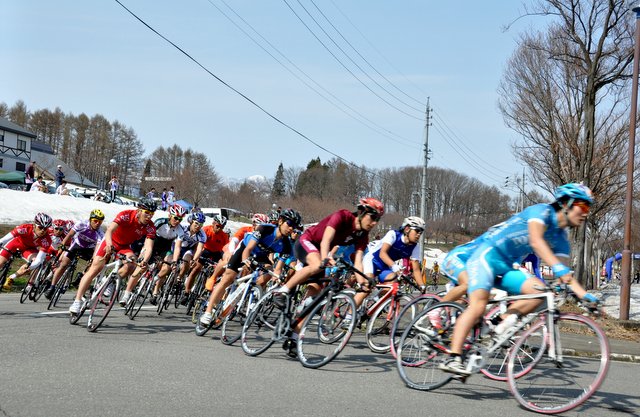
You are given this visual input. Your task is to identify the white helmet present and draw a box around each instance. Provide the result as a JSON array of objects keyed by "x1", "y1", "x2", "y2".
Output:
[{"x1": 402, "y1": 216, "x2": 425, "y2": 230}]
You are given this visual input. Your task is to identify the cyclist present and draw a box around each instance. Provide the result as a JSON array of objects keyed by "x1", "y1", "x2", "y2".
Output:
[
  {"x1": 179, "y1": 214, "x2": 229, "y2": 305},
  {"x1": 68, "y1": 198, "x2": 157, "y2": 315},
  {"x1": 120, "y1": 203, "x2": 186, "y2": 306},
  {"x1": 0, "y1": 213, "x2": 53, "y2": 291},
  {"x1": 203, "y1": 213, "x2": 268, "y2": 293},
  {"x1": 199, "y1": 209, "x2": 301, "y2": 326},
  {"x1": 150, "y1": 211, "x2": 207, "y2": 304},
  {"x1": 274, "y1": 198, "x2": 383, "y2": 356},
  {"x1": 357, "y1": 216, "x2": 426, "y2": 309},
  {"x1": 430, "y1": 261, "x2": 440, "y2": 284},
  {"x1": 45, "y1": 209, "x2": 105, "y2": 299},
  {"x1": 439, "y1": 183, "x2": 599, "y2": 376}
]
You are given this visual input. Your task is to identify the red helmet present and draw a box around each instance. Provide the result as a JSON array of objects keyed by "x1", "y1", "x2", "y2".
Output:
[
  {"x1": 357, "y1": 197, "x2": 384, "y2": 216},
  {"x1": 252, "y1": 213, "x2": 269, "y2": 224},
  {"x1": 52, "y1": 219, "x2": 67, "y2": 231},
  {"x1": 169, "y1": 204, "x2": 187, "y2": 218}
]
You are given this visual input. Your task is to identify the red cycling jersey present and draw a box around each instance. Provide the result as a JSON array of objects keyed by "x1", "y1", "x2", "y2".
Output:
[
  {"x1": 111, "y1": 210, "x2": 156, "y2": 246},
  {"x1": 0, "y1": 223, "x2": 52, "y2": 259}
]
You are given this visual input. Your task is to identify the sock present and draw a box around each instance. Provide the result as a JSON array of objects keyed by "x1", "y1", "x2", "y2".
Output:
[
  {"x1": 279, "y1": 286, "x2": 290, "y2": 293},
  {"x1": 8, "y1": 273, "x2": 16, "y2": 280},
  {"x1": 291, "y1": 332, "x2": 298, "y2": 341}
]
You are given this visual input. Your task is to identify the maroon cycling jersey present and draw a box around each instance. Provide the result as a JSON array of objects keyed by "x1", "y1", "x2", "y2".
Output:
[
  {"x1": 9, "y1": 223, "x2": 52, "y2": 251},
  {"x1": 111, "y1": 210, "x2": 156, "y2": 247},
  {"x1": 302, "y1": 209, "x2": 369, "y2": 252}
]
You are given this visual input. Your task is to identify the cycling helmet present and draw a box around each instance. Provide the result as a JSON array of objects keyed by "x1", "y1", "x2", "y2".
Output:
[
  {"x1": 279, "y1": 208, "x2": 302, "y2": 227},
  {"x1": 137, "y1": 197, "x2": 158, "y2": 212},
  {"x1": 52, "y1": 219, "x2": 67, "y2": 231},
  {"x1": 268, "y1": 210, "x2": 280, "y2": 223},
  {"x1": 189, "y1": 212, "x2": 206, "y2": 224},
  {"x1": 65, "y1": 220, "x2": 75, "y2": 232},
  {"x1": 169, "y1": 204, "x2": 187, "y2": 218},
  {"x1": 90, "y1": 209, "x2": 105, "y2": 221},
  {"x1": 252, "y1": 213, "x2": 269, "y2": 225},
  {"x1": 402, "y1": 216, "x2": 425, "y2": 230},
  {"x1": 213, "y1": 214, "x2": 227, "y2": 227},
  {"x1": 357, "y1": 197, "x2": 385, "y2": 216},
  {"x1": 34, "y1": 212, "x2": 53, "y2": 228},
  {"x1": 554, "y1": 183, "x2": 593, "y2": 204}
]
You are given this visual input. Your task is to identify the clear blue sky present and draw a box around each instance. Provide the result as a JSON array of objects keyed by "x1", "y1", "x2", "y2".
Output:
[{"x1": 2, "y1": 0, "x2": 530, "y2": 188}]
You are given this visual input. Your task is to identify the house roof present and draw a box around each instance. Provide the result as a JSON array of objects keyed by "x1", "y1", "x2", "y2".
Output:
[
  {"x1": 33, "y1": 151, "x2": 98, "y2": 188},
  {"x1": 0, "y1": 116, "x2": 36, "y2": 138}
]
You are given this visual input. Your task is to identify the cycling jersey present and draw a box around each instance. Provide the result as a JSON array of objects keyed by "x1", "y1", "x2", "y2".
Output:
[
  {"x1": 466, "y1": 203, "x2": 567, "y2": 294},
  {"x1": 202, "y1": 224, "x2": 229, "y2": 253},
  {"x1": 149, "y1": 217, "x2": 184, "y2": 258},
  {"x1": 227, "y1": 224, "x2": 292, "y2": 271},
  {"x1": 364, "y1": 229, "x2": 420, "y2": 281},
  {"x1": 228, "y1": 225, "x2": 253, "y2": 253},
  {"x1": 69, "y1": 220, "x2": 104, "y2": 250},
  {"x1": 0, "y1": 223, "x2": 52, "y2": 260},
  {"x1": 111, "y1": 209, "x2": 156, "y2": 247},
  {"x1": 301, "y1": 209, "x2": 369, "y2": 253},
  {"x1": 442, "y1": 239, "x2": 480, "y2": 285},
  {"x1": 179, "y1": 224, "x2": 206, "y2": 250}
]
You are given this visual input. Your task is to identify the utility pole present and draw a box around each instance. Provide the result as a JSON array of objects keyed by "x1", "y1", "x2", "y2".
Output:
[
  {"x1": 521, "y1": 167, "x2": 526, "y2": 211},
  {"x1": 419, "y1": 98, "x2": 431, "y2": 258}
]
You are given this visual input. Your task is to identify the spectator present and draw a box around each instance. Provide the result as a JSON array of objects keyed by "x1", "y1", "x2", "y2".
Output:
[
  {"x1": 55, "y1": 165, "x2": 65, "y2": 188},
  {"x1": 146, "y1": 187, "x2": 156, "y2": 199},
  {"x1": 634, "y1": 271, "x2": 640, "y2": 285},
  {"x1": 30, "y1": 176, "x2": 47, "y2": 193},
  {"x1": 25, "y1": 161, "x2": 36, "y2": 191},
  {"x1": 167, "y1": 186, "x2": 175, "y2": 205},
  {"x1": 56, "y1": 180, "x2": 69, "y2": 195},
  {"x1": 161, "y1": 188, "x2": 168, "y2": 210},
  {"x1": 108, "y1": 175, "x2": 119, "y2": 201}
]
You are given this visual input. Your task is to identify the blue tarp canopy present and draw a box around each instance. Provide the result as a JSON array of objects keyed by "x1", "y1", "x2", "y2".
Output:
[{"x1": 175, "y1": 199, "x2": 193, "y2": 211}]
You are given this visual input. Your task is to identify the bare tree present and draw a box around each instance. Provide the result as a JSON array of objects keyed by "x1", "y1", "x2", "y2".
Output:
[{"x1": 499, "y1": 0, "x2": 635, "y2": 286}]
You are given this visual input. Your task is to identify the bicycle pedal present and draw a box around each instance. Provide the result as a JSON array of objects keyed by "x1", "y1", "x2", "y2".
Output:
[{"x1": 452, "y1": 374, "x2": 469, "y2": 383}]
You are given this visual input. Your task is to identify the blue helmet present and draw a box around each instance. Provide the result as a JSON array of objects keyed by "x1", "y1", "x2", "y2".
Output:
[
  {"x1": 554, "y1": 183, "x2": 593, "y2": 204},
  {"x1": 189, "y1": 212, "x2": 206, "y2": 224}
]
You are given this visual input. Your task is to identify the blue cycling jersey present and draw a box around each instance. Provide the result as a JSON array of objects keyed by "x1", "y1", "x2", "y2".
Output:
[
  {"x1": 481, "y1": 203, "x2": 570, "y2": 263},
  {"x1": 244, "y1": 224, "x2": 293, "y2": 258},
  {"x1": 368, "y1": 229, "x2": 420, "y2": 271}
]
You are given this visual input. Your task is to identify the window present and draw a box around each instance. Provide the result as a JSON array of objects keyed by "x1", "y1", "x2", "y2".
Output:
[
  {"x1": 0, "y1": 158, "x2": 3, "y2": 168},
  {"x1": 17, "y1": 139, "x2": 26, "y2": 151},
  {"x1": 0, "y1": 132, "x2": 4, "y2": 142},
  {"x1": 16, "y1": 162, "x2": 25, "y2": 171}
]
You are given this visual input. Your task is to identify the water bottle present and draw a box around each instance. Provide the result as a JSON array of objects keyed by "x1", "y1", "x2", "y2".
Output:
[{"x1": 296, "y1": 297, "x2": 313, "y2": 315}]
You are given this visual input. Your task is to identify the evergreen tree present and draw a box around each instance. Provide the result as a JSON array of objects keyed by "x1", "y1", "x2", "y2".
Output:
[{"x1": 271, "y1": 162, "x2": 286, "y2": 198}]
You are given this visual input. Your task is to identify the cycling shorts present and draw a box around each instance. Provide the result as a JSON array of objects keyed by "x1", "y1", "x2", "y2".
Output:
[
  {"x1": 466, "y1": 243, "x2": 538, "y2": 295},
  {"x1": 95, "y1": 239, "x2": 134, "y2": 258},
  {"x1": 65, "y1": 246, "x2": 95, "y2": 262},
  {"x1": 198, "y1": 249, "x2": 223, "y2": 265},
  {"x1": 442, "y1": 247, "x2": 470, "y2": 285}
]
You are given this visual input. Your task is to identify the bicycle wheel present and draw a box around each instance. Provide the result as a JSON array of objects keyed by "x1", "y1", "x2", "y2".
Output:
[
  {"x1": 128, "y1": 275, "x2": 153, "y2": 320},
  {"x1": 396, "y1": 302, "x2": 466, "y2": 391},
  {"x1": 69, "y1": 298, "x2": 88, "y2": 325},
  {"x1": 241, "y1": 292, "x2": 282, "y2": 356},
  {"x1": 86, "y1": 275, "x2": 119, "y2": 332},
  {"x1": 507, "y1": 313, "x2": 610, "y2": 414},
  {"x1": 297, "y1": 292, "x2": 357, "y2": 369},
  {"x1": 366, "y1": 295, "x2": 412, "y2": 354},
  {"x1": 222, "y1": 285, "x2": 263, "y2": 345},
  {"x1": 48, "y1": 269, "x2": 71, "y2": 310},
  {"x1": 31, "y1": 265, "x2": 50, "y2": 302},
  {"x1": 389, "y1": 294, "x2": 440, "y2": 358},
  {"x1": 20, "y1": 269, "x2": 37, "y2": 303}
]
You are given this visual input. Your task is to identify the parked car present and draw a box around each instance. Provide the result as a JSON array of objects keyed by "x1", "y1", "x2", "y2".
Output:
[{"x1": 0, "y1": 182, "x2": 8, "y2": 189}]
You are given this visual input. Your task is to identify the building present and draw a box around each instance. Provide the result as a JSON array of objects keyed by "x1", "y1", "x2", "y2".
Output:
[
  {"x1": 0, "y1": 116, "x2": 97, "y2": 187},
  {"x1": 0, "y1": 116, "x2": 35, "y2": 173}
]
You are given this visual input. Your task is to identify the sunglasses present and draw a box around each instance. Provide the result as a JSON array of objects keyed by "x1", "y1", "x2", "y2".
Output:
[
  {"x1": 91, "y1": 218, "x2": 103, "y2": 223},
  {"x1": 367, "y1": 212, "x2": 381, "y2": 221},
  {"x1": 192, "y1": 221, "x2": 203, "y2": 227},
  {"x1": 140, "y1": 209, "x2": 155, "y2": 216},
  {"x1": 172, "y1": 216, "x2": 183, "y2": 222},
  {"x1": 54, "y1": 226, "x2": 65, "y2": 231},
  {"x1": 213, "y1": 223, "x2": 223, "y2": 228},
  {"x1": 35, "y1": 225, "x2": 46, "y2": 231},
  {"x1": 285, "y1": 220, "x2": 299, "y2": 228},
  {"x1": 411, "y1": 227, "x2": 424, "y2": 234},
  {"x1": 573, "y1": 200, "x2": 591, "y2": 214}
]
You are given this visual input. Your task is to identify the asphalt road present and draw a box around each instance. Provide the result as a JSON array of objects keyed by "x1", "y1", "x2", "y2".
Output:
[{"x1": 1, "y1": 294, "x2": 638, "y2": 417}]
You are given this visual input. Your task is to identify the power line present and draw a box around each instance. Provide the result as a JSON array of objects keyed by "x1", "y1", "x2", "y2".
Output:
[
  {"x1": 433, "y1": 111, "x2": 512, "y2": 176},
  {"x1": 307, "y1": 0, "x2": 426, "y2": 108},
  {"x1": 328, "y1": 0, "x2": 431, "y2": 101},
  {"x1": 208, "y1": 0, "x2": 420, "y2": 149},
  {"x1": 282, "y1": 0, "x2": 424, "y2": 121},
  {"x1": 113, "y1": 0, "x2": 383, "y2": 177}
]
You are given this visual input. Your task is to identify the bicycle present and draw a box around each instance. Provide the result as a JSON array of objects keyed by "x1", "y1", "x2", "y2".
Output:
[
  {"x1": 426, "y1": 270, "x2": 439, "y2": 293},
  {"x1": 186, "y1": 258, "x2": 216, "y2": 318},
  {"x1": 47, "y1": 255, "x2": 85, "y2": 310},
  {"x1": 68, "y1": 254, "x2": 134, "y2": 332},
  {"x1": 124, "y1": 257, "x2": 170, "y2": 320},
  {"x1": 0, "y1": 248, "x2": 20, "y2": 291},
  {"x1": 20, "y1": 255, "x2": 56, "y2": 304},
  {"x1": 155, "y1": 262, "x2": 182, "y2": 315},
  {"x1": 241, "y1": 257, "x2": 358, "y2": 369},
  {"x1": 396, "y1": 286, "x2": 609, "y2": 414},
  {"x1": 362, "y1": 273, "x2": 425, "y2": 354}
]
